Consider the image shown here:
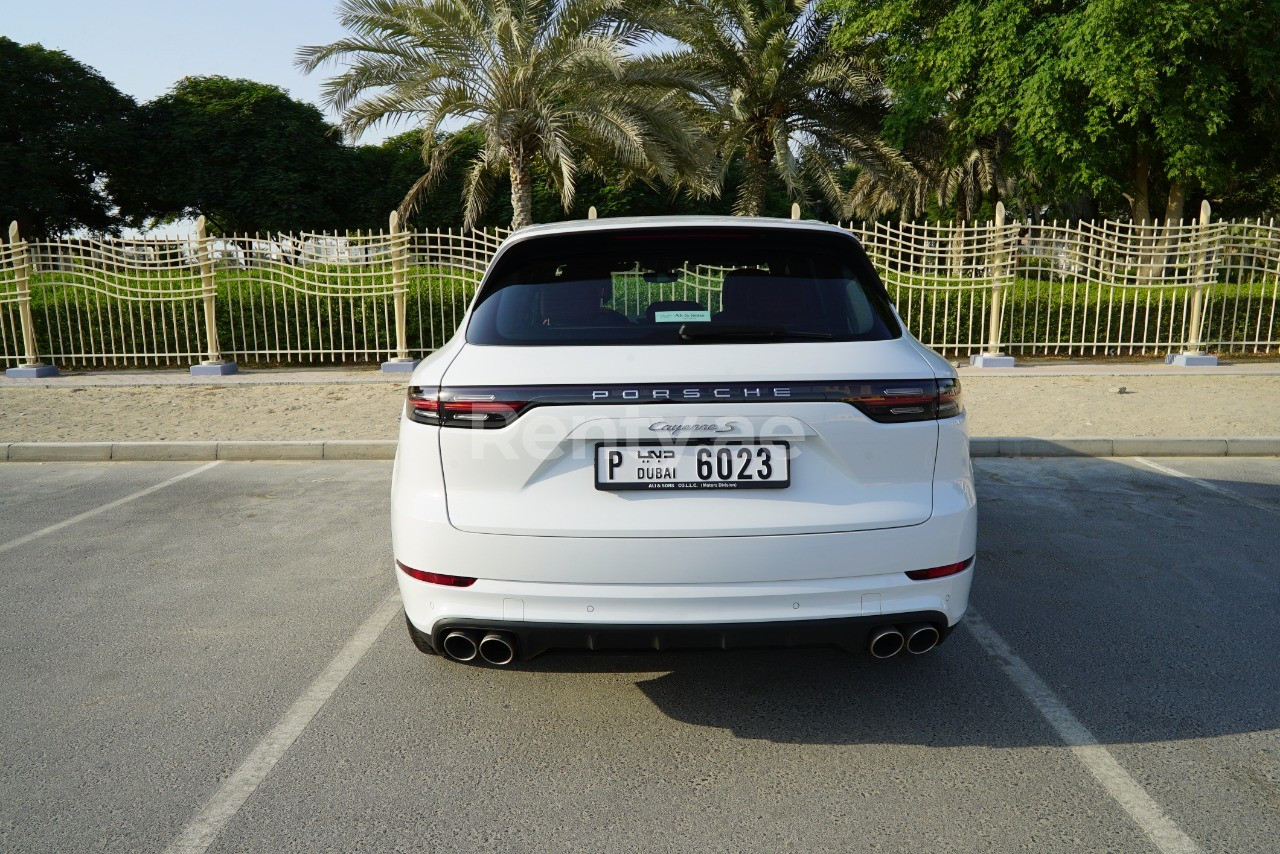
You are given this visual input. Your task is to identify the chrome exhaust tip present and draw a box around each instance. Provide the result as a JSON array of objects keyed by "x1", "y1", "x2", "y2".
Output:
[
  {"x1": 478, "y1": 632, "x2": 517, "y2": 666},
  {"x1": 868, "y1": 625, "x2": 905, "y2": 659},
  {"x1": 903, "y1": 623, "x2": 940, "y2": 655},
  {"x1": 441, "y1": 630, "x2": 479, "y2": 662}
]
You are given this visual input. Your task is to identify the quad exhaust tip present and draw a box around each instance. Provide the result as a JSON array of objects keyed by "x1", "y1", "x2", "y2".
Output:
[
  {"x1": 868, "y1": 623, "x2": 941, "y2": 658},
  {"x1": 478, "y1": 632, "x2": 517, "y2": 666},
  {"x1": 441, "y1": 630, "x2": 478, "y2": 662},
  {"x1": 903, "y1": 622, "x2": 940, "y2": 655},
  {"x1": 868, "y1": 626, "x2": 905, "y2": 659},
  {"x1": 440, "y1": 629, "x2": 518, "y2": 665}
]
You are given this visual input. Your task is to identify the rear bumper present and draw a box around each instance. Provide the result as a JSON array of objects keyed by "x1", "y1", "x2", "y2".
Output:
[
  {"x1": 423, "y1": 611, "x2": 954, "y2": 660},
  {"x1": 398, "y1": 564, "x2": 973, "y2": 650}
]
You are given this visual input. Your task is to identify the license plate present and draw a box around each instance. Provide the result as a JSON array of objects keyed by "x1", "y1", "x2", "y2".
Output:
[{"x1": 595, "y1": 442, "x2": 790, "y2": 491}]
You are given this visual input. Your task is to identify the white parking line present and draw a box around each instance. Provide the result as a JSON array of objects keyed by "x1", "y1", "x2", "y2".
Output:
[
  {"x1": 163, "y1": 592, "x2": 401, "y2": 854},
  {"x1": 0, "y1": 461, "x2": 222, "y2": 555},
  {"x1": 1132, "y1": 457, "x2": 1279, "y2": 515},
  {"x1": 965, "y1": 608, "x2": 1202, "y2": 854}
]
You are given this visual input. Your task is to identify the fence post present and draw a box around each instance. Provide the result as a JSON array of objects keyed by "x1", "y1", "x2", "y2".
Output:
[
  {"x1": 190, "y1": 215, "x2": 237, "y2": 375},
  {"x1": 4, "y1": 221, "x2": 59, "y2": 378},
  {"x1": 1166, "y1": 200, "x2": 1218, "y2": 366},
  {"x1": 970, "y1": 202, "x2": 1016, "y2": 367},
  {"x1": 381, "y1": 210, "x2": 419, "y2": 373}
]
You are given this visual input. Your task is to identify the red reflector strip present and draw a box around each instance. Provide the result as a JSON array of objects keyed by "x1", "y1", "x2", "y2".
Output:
[
  {"x1": 443, "y1": 400, "x2": 526, "y2": 415},
  {"x1": 395, "y1": 560, "x2": 477, "y2": 587},
  {"x1": 905, "y1": 557, "x2": 974, "y2": 581},
  {"x1": 407, "y1": 387, "x2": 440, "y2": 415}
]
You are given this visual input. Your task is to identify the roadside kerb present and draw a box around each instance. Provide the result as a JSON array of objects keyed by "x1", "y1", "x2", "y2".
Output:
[
  {"x1": 0, "y1": 441, "x2": 399, "y2": 462},
  {"x1": 7, "y1": 442, "x2": 114, "y2": 462},
  {"x1": 322, "y1": 440, "x2": 399, "y2": 460},
  {"x1": 2, "y1": 438, "x2": 1278, "y2": 461},
  {"x1": 111, "y1": 442, "x2": 221, "y2": 461},
  {"x1": 216, "y1": 441, "x2": 325, "y2": 461}
]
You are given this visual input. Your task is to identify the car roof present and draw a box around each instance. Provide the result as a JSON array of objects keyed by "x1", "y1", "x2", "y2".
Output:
[{"x1": 504, "y1": 215, "x2": 852, "y2": 245}]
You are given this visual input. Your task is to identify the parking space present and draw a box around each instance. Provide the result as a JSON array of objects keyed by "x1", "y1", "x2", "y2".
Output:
[{"x1": 1, "y1": 457, "x2": 1277, "y2": 852}]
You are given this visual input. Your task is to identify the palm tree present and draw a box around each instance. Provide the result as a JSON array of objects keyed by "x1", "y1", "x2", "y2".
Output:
[
  {"x1": 847, "y1": 121, "x2": 1017, "y2": 221},
  {"x1": 638, "y1": 0, "x2": 906, "y2": 217},
  {"x1": 298, "y1": 0, "x2": 712, "y2": 229}
]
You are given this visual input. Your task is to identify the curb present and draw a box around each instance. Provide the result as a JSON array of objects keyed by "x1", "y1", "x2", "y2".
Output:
[
  {"x1": 2, "y1": 437, "x2": 1279, "y2": 462},
  {"x1": 966, "y1": 437, "x2": 1280, "y2": 457},
  {"x1": 0, "y1": 440, "x2": 398, "y2": 462}
]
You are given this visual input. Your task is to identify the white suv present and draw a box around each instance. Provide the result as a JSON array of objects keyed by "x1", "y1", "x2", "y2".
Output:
[{"x1": 392, "y1": 217, "x2": 975, "y2": 665}]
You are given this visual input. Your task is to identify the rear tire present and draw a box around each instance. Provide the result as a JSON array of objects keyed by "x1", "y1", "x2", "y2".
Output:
[{"x1": 405, "y1": 613, "x2": 437, "y2": 655}]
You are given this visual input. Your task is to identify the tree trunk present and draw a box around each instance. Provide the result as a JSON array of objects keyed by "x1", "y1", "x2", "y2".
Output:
[
  {"x1": 509, "y1": 147, "x2": 533, "y2": 230},
  {"x1": 1131, "y1": 143, "x2": 1151, "y2": 224},
  {"x1": 1132, "y1": 143, "x2": 1154, "y2": 282},
  {"x1": 1158, "y1": 178, "x2": 1189, "y2": 281},
  {"x1": 1164, "y1": 179, "x2": 1186, "y2": 223},
  {"x1": 739, "y1": 139, "x2": 768, "y2": 217}
]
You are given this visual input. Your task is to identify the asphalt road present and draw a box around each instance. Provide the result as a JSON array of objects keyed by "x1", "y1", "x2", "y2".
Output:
[{"x1": 0, "y1": 457, "x2": 1277, "y2": 853}]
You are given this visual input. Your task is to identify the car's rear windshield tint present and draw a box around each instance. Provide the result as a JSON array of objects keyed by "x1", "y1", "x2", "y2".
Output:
[{"x1": 465, "y1": 227, "x2": 900, "y2": 346}]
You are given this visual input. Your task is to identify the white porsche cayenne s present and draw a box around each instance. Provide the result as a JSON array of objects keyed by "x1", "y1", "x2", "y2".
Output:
[{"x1": 392, "y1": 216, "x2": 976, "y2": 665}]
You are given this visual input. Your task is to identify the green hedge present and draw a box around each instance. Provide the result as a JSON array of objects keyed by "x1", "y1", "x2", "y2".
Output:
[{"x1": 888, "y1": 276, "x2": 1279, "y2": 354}]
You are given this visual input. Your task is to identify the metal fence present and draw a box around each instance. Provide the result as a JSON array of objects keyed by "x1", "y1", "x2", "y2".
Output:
[{"x1": 2, "y1": 203, "x2": 1278, "y2": 370}]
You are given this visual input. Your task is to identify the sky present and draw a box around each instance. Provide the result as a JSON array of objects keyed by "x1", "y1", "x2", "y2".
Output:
[
  {"x1": 5, "y1": 1, "x2": 676, "y2": 236},
  {"x1": 4, "y1": 0, "x2": 402, "y2": 144}
]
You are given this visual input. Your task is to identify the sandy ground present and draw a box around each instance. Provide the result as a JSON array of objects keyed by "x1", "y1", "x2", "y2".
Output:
[{"x1": 1, "y1": 374, "x2": 1278, "y2": 441}]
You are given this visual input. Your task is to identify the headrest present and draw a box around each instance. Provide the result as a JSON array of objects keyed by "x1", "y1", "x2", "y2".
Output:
[
  {"x1": 556, "y1": 262, "x2": 615, "y2": 301},
  {"x1": 719, "y1": 268, "x2": 774, "y2": 313}
]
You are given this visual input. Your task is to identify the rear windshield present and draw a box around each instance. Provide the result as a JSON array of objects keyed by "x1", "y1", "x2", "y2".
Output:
[{"x1": 465, "y1": 226, "x2": 900, "y2": 345}]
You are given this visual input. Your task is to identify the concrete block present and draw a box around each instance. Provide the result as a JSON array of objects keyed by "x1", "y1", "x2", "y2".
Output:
[
  {"x1": 1111, "y1": 437, "x2": 1228, "y2": 457},
  {"x1": 996, "y1": 437, "x2": 1113, "y2": 457},
  {"x1": 969, "y1": 353, "x2": 1016, "y2": 368},
  {"x1": 5, "y1": 364, "x2": 60, "y2": 378},
  {"x1": 111, "y1": 442, "x2": 218, "y2": 461},
  {"x1": 1164, "y1": 353, "x2": 1218, "y2": 366},
  {"x1": 968, "y1": 437, "x2": 1000, "y2": 457},
  {"x1": 7, "y1": 442, "x2": 113, "y2": 461},
  {"x1": 0, "y1": 443, "x2": 9, "y2": 461},
  {"x1": 1225, "y1": 437, "x2": 1280, "y2": 457},
  {"x1": 216, "y1": 441, "x2": 324, "y2": 461},
  {"x1": 190, "y1": 361, "x2": 238, "y2": 376},
  {"x1": 1026, "y1": 438, "x2": 1112, "y2": 456},
  {"x1": 380, "y1": 358, "x2": 420, "y2": 373},
  {"x1": 322, "y1": 440, "x2": 398, "y2": 460}
]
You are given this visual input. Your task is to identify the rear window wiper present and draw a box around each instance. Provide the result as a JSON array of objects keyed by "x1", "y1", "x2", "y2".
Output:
[{"x1": 678, "y1": 324, "x2": 834, "y2": 342}]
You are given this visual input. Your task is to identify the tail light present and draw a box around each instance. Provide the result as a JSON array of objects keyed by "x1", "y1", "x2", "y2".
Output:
[
  {"x1": 936, "y1": 378, "x2": 963, "y2": 418},
  {"x1": 405, "y1": 378, "x2": 963, "y2": 428},
  {"x1": 407, "y1": 387, "x2": 526, "y2": 427},
  {"x1": 406, "y1": 386, "x2": 441, "y2": 420},
  {"x1": 905, "y1": 557, "x2": 974, "y2": 581},
  {"x1": 396, "y1": 560, "x2": 476, "y2": 587},
  {"x1": 836, "y1": 379, "x2": 964, "y2": 423}
]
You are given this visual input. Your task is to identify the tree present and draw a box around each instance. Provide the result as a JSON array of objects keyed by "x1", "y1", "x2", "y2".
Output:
[
  {"x1": 845, "y1": 117, "x2": 1018, "y2": 221},
  {"x1": 297, "y1": 0, "x2": 713, "y2": 230},
  {"x1": 830, "y1": 0, "x2": 1280, "y2": 221},
  {"x1": 342, "y1": 131, "x2": 460, "y2": 230},
  {"x1": 347, "y1": 127, "x2": 517, "y2": 229},
  {"x1": 113, "y1": 76, "x2": 354, "y2": 235},
  {"x1": 0, "y1": 38, "x2": 136, "y2": 237},
  {"x1": 639, "y1": 0, "x2": 905, "y2": 217}
]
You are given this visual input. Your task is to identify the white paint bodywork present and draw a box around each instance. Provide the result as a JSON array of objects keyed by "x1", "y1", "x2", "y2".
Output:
[{"x1": 391, "y1": 217, "x2": 977, "y2": 640}]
